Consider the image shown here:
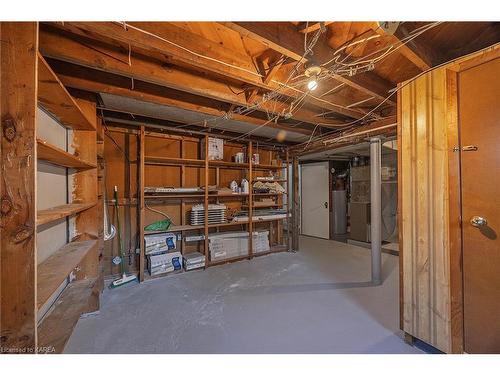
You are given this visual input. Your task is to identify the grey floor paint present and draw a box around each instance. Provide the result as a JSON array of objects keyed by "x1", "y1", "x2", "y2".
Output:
[{"x1": 65, "y1": 236, "x2": 422, "y2": 354}]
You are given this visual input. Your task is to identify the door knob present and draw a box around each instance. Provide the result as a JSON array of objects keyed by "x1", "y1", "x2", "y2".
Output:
[
  {"x1": 470, "y1": 216, "x2": 487, "y2": 227},
  {"x1": 324, "y1": 202, "x2": 328, "y2": 209}
]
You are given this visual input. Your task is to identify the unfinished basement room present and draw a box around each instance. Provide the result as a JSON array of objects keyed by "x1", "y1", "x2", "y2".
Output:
[{"x1": 1, "y1": 2, "x2": 500, "y2": 370}]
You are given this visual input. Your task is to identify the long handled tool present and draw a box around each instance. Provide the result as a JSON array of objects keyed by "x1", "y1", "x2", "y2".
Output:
[{"x1": 110, "y1": 185, "x2": 138, "y2": 288}]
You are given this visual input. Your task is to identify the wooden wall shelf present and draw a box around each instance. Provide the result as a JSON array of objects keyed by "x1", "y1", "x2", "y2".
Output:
[
  {"x1": 37, "y1": 278, "x2": 97, "y2": 353},
  {"x1": 37, "y1": 53, "x2": 95, "y2": 131},
  {"x1": 145, "y1": 156, "x2": 204, "y2": 167},
  {"x1": 37, "y1": 202, "x2": 97, "y2": 226},
  {"x1": 37, "y1": 240, "x2": 98, "y2": 310},
  {"x1": 37, "y1": 139, "x2": 96, "y2": 170}
]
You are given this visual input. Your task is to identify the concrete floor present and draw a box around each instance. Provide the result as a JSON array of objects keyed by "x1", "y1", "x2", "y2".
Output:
[{"x1": 65, "y1": 236, "x2": 422, "y2": 354}]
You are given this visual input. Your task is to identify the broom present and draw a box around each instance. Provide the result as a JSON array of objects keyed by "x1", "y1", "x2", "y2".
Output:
[{"x1": 110, "y1": 186, "x2": 138, "y2": 288}]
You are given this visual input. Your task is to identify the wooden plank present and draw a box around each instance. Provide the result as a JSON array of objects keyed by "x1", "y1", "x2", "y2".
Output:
[
  {"x1": 37, "y1": 138, "x2": 96, "y2": 169},
  {"x1": 399, "y1": 66, "x2": 452, "y2": 353},
  {"x1": 37, "y1": 53, "x2": 95, "y2": 130},
  {"x1": 38, "y1": 278, "x2": 97, "y2": 353},
  {"x1": 373, "y1": 23, "x2": 432, "y2": 71},
  {"x1": 145, "y1": 156, "x2": 204, "y2": 167},
  {"x1": 37, "y1": 202, "x2": 97, "y2": 226},
  {"x1": 37, "y1": 240, "x2": 98, "y2": 310},
  {"x1": 0, "y1": 21, "x2": 38, "y2": 353}
]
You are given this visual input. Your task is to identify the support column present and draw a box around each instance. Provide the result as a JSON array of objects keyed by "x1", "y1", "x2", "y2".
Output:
[
  {"x1": 0, "y1": 22, "x2": 38, "y2": 352},
  {"x1": 370, "y1": 137, "x2": 382, "y2": 285},
  {"x1": 291, "y1": 156, "x2": 300, "y2": 252}
]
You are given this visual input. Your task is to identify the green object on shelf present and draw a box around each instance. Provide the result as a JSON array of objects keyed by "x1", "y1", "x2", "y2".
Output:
[{"x1": 144, "y1": 219, "x2": 172, "y2": 232}]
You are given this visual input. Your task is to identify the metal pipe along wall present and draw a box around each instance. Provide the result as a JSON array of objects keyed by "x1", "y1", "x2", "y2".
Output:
[{"x1": 370, "y1": 137, "x2": 382, "y2": 285}]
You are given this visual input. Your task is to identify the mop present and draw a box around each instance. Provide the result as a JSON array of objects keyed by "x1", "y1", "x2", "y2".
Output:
[{"x1": 110, "y1": 185, "x2": 138, "y2": 288}]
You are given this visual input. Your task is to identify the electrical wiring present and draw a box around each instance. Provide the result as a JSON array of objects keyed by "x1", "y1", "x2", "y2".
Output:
[
  {"x1": 294, "y1": 41, "x2": 500, "y2": 151},
  {"x1": 117, "y1": 22, "x2": 265, "y2": 79}
]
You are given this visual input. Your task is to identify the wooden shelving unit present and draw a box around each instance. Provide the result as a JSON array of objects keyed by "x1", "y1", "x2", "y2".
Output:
[
  {"x1": 138, "y1": 130, "x2": 291, "y2": 281},
  {"x1": 31, "y1": 53, "x2": 101, "y2": 353}
]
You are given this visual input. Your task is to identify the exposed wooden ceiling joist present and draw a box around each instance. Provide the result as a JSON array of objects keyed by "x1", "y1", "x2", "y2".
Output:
[
  {"x1": 47, "y1": 59, "x2": 317, "y2": 136},
  {"x1": 297, "y1": 22, "x2": 334, "y2": 34},
  {"x1": 373, "y1": 22, "x2": 443, "y2": 71},
  {"x1": 45, "y1": 22, "x2": 371, "y2": 119},
  {"x1": 39, "y1": 26, "x2": 355, "y2": 127},
  {"x1": 220, "y1": 22, "x2": 396, "y2": 104}
]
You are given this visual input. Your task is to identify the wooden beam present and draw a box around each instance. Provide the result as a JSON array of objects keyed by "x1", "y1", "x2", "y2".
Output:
[
  {"x1": 374, "y1": 23, "x2": 435, "y2": 71},
  {"x1": 0, "y1": 22, "x2": 38, "y2": 353},
  {"x1": 48, "y1": 59, "x2": 318, "y2": 136},
  {"x1": 221, "y1": 22, "x2": 396, "y2": 104},
  {"x1": 39, "y1": 27, "x2": 357, "y2": 126},
  {"x1": 289, "y1": 115, "x2": 397, "y2": 156},
  {"x1": 297, "y1": 22, "x2": 334, "y2": 34},
  {"x1": 43, "y1": 22, "x2": 366, "y2": 119}
]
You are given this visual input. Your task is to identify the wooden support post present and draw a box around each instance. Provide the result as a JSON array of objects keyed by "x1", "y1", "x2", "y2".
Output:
[
  {"x1": 248, "y1": 142, "x2": 253, "y2": 259},
  {"x1": 291, "y1": 156, "x2": 300, "y2": 251},
  {"x1": 138, "y1": 126, "x2": 145, "y2": 281},
  {"x1": 72, "y1": 98, "x2": 100, "y2": 312},
  {"x1": 0, "y1": 22, "x2": 38, "y2": 353}
]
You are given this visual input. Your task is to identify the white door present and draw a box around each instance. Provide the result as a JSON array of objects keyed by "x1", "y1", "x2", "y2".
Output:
[{"x1": 301, "y1": 161, "x2": 330, "y2": 238}]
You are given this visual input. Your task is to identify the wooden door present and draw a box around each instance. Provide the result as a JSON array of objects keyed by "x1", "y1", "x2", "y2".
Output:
[
  {"x1": 301, "y1": 161, "x2": 330, "y2": 239},
  {"x1": 459, "y1": 57, "x2": 500, "y2": 353}
]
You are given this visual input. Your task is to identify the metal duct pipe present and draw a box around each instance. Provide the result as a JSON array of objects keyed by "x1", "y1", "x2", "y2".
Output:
[{"x1": 370, "y1": 137, "x2": 382, "y2": 285}]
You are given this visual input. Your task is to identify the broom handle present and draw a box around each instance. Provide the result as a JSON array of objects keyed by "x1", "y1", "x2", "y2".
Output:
[{"x1": 114, "y1": 186, "x2": 125, "y2": 275}]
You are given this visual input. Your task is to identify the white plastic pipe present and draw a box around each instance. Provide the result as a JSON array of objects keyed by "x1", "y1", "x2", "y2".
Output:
[{"x1": 370, "y1": 137, "x2": 382, "y2": 285}]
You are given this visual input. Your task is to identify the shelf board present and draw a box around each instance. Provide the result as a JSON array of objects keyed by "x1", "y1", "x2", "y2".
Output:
[
  {"x1": 144, "y1": 193, "x2": 249, "y2": 200},
  {"x1": 253, "y1": 245, "x2": 288, "y2": 257},
  {"x1": 37, "y1": 139, "x2": 96, "y2": 170},
  {"x1": 252, "y1": 163, "x2": 283, "y2": 170},
  {"x1": 144, "y1": 156, "x2": 204, "y2": 167},
  {"x1": 38, "y1": 278, "x2": 97, "y2": 353},
  {"x1": 253, "y1": 179, "x2": 287, "y2": 183},
  {"x1": 37, "y1": 202, "x2": 96, "y2": 226},
  {"x1": 209, "y1": 160, "x2": 249, "y2": 169},
  {"x1": 145, "y1": 224, "x2": 204, "y2": 234},
  {"x1": 37, "y1": 53, "x2": 95, "y2": 130},
  {"x1": 253, "y1": 192, "x2": 288, "y2": 196},
  {"x1": 242, "y1": 204, "x2": 283, "y2": 208},
  {"x1": 209, "y1": 254, "x2": 250, "y2": 267},
  {"x1": 145, "y1": 216, "x2": 287, "y2": 234},
  {"x1": 37, "y1": 240, "x2": 98, "y2": 310}
]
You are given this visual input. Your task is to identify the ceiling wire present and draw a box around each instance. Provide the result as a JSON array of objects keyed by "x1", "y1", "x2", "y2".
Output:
[
  {"x1": 295, "y1": 41, "x2": 500, "y2": 151},
  {"x1": 102, "y1": 22, "x2": 438, "y2": 144}
]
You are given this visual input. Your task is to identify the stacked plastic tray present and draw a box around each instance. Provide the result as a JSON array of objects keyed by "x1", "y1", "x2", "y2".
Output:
[{"x1": 190, "y1": 204, "x2": 227, "y2": 225}]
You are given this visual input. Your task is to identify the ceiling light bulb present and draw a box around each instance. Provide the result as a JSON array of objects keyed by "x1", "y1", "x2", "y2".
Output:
[{"x1": 307, "y1": 79, "x2": 318, "y2": 91}]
